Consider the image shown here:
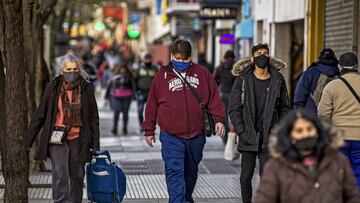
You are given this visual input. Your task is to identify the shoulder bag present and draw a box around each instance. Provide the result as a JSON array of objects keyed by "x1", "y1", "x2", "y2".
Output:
[{"x1": 173, "y1": 71, "x2": 216, "y2": 136}]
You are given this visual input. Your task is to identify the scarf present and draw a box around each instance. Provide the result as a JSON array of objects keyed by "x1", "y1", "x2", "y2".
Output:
[{"x1": 61, "y1": 77, "x2": 83, "y2": 131}]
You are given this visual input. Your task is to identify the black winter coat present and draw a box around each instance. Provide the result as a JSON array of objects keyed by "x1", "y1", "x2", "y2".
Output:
[
  {"x1": 229, "y1": 64, "x2": 290, "y2": 152},
  {"x1": 24, "y1": 76, "x2": 100, "y2": 162}
]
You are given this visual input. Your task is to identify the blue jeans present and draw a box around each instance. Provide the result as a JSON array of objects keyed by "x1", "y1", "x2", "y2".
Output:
[
  {"x1": 137, "y1": 91, "x2": 148, "y2": 126},
  {"x1": 160, "y1": 132, "x2": 206, "y2": 203},
  {"x1": 339, "y1": 140, "x2": 360, "y2": 188}
]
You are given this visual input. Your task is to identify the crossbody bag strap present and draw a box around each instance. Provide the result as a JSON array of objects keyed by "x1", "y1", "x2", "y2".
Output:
[
  {"x1": 173, "y1": 70, "x2": 205, "y2": 108},
  {"x1": 339, "y1": 77, "x2": 360, "y2": 105}
]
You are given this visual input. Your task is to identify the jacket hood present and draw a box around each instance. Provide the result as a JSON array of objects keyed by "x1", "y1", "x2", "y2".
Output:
[
  {"x1": 268, "y1": 123, "x2": 345, "y2": 159},
  {"x1": 318, "y1": 57, "x2": 338, "y2": 67},
  {"x1": 232, "y1": 57, "x2": 287, "y2": 76},
  {"x1": 314, "y1": 63, "x2": 340, "y2": 77}
]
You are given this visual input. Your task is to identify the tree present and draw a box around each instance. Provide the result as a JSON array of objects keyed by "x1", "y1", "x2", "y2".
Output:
[
  {"x1": 23, "y1": 0, "x2": 57, "y2": 172},
  {"x1": 0, "y1": 2, "x2": 6, "y2": 198},
  {"x1": 1, "y1": 0, "x2": 29, "y2": 202}
]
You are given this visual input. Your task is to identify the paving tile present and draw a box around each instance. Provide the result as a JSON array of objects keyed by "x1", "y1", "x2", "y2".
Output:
[
  {"x1": 0, "y1": 174, "x2": 252, "y2": 200},
  {"x1": 0, "y1": 96, "x2": 257, "y2": 201}
]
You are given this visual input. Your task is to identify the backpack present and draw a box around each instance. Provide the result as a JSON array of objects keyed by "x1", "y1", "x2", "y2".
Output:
[
  {"x1": 86, "y1": 150, "x2": 126, "y2": 203},
  {"x1": 310, "y1": 73, "x2": 335, "y2": 106}
]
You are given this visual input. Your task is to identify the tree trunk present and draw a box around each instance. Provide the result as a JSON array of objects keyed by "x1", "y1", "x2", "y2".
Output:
[
  {"x1": 0, "y1": 0, "x2": 6, "y2": 183},
  {"x1": 0, "y1": 49, "x2": 5, "y2": 181},
  {"x1": 22, "y1": 0, "x2": 45, "y2": 173},
  {"x1": 33, "y1": 11, "x2": 50, "y2": 108},
  {"x1": 30, "y1": 1, "x2": 54, "y2": 172},
  {"x1": 23, "y1": 0, "x2": 36, "y2": 122},
  {"x1": 2, "y1": 0, "x2": 29, "y2": 202}
]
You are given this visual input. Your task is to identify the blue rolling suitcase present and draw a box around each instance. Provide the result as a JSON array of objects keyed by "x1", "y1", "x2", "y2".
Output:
[{"x1": 86, "y1": 150, "x2": 126, "y2": 203}]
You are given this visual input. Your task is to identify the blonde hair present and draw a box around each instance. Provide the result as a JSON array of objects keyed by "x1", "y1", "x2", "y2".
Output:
[{"x1": 57, "y1": 53, "x2": 89, "y2": 81}]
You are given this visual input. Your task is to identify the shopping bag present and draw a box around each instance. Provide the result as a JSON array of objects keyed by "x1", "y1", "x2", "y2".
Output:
[{"x1": 224, "y1": 132, "x2": 240, "y2": 161}]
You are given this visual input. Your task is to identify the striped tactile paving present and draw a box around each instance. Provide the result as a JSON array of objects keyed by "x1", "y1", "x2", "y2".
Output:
[{"x1": 0, "y1": 174, "x2": 245, "y2": 200}]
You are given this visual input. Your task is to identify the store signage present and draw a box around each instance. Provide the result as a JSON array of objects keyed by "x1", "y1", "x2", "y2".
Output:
[
  {"x1": 220, "y1": 34, "x2": 235, "y2": 44},
  {"x1": 103, "y1": 7, "x2": 124, "y2": 21},
  {"x1": 199, "y1": 7, "x2": 237, "y2": 19}
]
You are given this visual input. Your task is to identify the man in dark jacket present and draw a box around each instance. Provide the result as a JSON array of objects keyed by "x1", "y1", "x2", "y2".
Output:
[
  {"x1": 229, "y1": 43, "x2": 290, "y2": 203},
  {"x1": 214, "y1": 50, "x2": 236, "y2": 143},
  {"x1": 134, "y1": 52, "x2": 158, "y2": 131},
  {"x1": 143, "y1": 39, "x2": 225, "y2": 203},
  {"x1": 294, "y1": 48, "x2": 339, "y2": 113}
]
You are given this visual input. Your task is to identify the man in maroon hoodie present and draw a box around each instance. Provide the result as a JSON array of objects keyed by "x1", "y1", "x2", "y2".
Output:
[{"x1": 142, "y1": 39, "x2": 225, "y2": 203}]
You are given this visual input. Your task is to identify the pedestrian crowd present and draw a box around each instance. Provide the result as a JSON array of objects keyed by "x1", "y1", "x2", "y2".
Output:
[{"x1": 23, "y1": 36, "x2": 360, "y2": 203}]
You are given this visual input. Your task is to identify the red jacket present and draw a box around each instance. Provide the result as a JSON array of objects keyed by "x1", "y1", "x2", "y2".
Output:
[{"x1": 142, "y1": 63, "x2": 225, "y2": 139}]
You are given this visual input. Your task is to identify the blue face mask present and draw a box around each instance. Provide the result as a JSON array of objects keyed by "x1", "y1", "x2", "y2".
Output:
[{"x1": 171, "y1": 60, "x2": 192, "y2": 72}]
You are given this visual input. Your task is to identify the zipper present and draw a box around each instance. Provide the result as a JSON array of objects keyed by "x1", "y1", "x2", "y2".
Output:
[
  {"x1": 113, "y1": 164, "x2": 121, "y2": 202},
  {"x1": 263, "y1": 79, "x2": 281, "y2": 149},
  {"x1": 261, "y1": 87, "x2": 271, "y2": 150}
]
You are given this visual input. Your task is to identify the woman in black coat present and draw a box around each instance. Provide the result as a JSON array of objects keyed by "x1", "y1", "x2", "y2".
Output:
[{"x1": 24, "y1": 53, "x2": 100, "y2": 203}]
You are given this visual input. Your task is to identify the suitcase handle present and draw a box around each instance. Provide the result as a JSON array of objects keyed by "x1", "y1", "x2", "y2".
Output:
[{"x1": 92, "y1": 150, "x2": 111, "y2": 163}]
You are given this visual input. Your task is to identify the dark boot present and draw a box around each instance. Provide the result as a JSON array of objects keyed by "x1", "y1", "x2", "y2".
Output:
[
  {"x1": 111, "y1": 128, "x2": 117, "y2": 136},
  {"x1": 122, "y1": 127, "x2": 128, "y2": 135}
]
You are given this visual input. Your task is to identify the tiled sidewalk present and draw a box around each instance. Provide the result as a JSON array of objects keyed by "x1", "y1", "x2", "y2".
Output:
[{"x1": 0, "y1": 96, "x2": 259, "y2": 202}]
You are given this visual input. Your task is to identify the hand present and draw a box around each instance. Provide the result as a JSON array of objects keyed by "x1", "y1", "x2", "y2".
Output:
[
  {"x1": 91, "y1": 149, "x2": 98, "y2": 155},
  {"x1": 145, "y1": 136, "x2": 156, "y2": 147},
  {"x1": 215, "y1": 122, "x2": 225, "y2": 137}
]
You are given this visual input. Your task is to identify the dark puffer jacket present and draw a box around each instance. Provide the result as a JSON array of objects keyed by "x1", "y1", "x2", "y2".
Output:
[
  {"x1": 255, "y1": 135, "x2": 360, "y2": 203},
  {"x1": 24, "y1": 76, "x2": 100, "y2": 162},
  {"x1": 229, "y1": 57, "x2": 290, "y2": 152}
]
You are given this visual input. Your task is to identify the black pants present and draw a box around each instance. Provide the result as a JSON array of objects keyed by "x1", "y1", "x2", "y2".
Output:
[
  {"x1": 220, "y1": 92, "x2": 230, "y2": 144},
  {"x1": 240, "y1": 151, "x2": 268, "y2": 203},
  {"x1": 113, "y1": 97, "x2": 132, "y2": 133}
]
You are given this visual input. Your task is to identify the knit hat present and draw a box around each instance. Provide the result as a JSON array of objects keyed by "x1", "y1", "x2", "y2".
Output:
[
  {"x1": 318, "y1": 48, "x2": 338, "y2": 66},
  {"x1": 339, "y1": 52, "x2": 358, "y2": 69}
]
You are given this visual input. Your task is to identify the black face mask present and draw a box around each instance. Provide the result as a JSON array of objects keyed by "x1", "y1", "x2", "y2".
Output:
[
  {"x1": 293, "y1": 136, "x2": 318, "y2": 152},
  {"x1": 63, "y1": 72, "x2": 80, "y2": 83},
  {"x1": 145, "y1": 62, "x2": 152, "y2": 67},
  {"x1": 254, "y1": 55, "x2": 270, "y2": 69}
]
